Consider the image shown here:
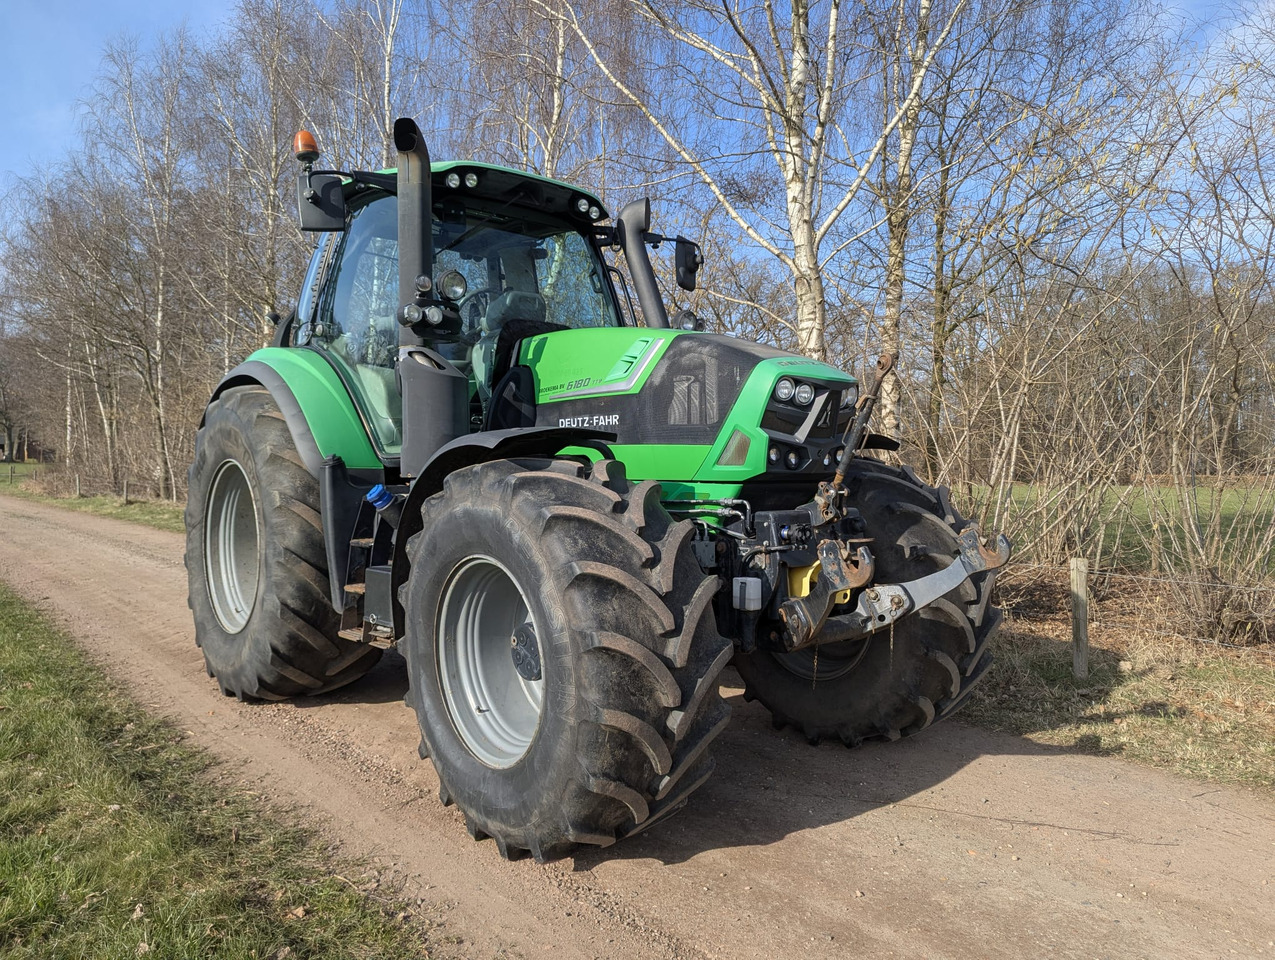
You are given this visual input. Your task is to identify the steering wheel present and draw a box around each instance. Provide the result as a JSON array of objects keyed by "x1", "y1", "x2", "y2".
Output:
[{"x1": 457, "y1": 288, "x2": 492, "y2": 338}]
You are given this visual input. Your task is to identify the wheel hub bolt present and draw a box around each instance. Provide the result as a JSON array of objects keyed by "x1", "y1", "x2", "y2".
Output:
[{"x1": 510, "y1": 623, "x2": 542, "y2": 682}]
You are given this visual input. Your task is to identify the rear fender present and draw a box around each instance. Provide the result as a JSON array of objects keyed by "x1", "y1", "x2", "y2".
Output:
[{"x1": 205, "y1": 348, "x2": 382, "y2": 476}]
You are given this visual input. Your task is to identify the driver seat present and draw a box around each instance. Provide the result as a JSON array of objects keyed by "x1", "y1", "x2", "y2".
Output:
[{"x1": 472, "y1": 291, "x2": 546, "y2": 406}]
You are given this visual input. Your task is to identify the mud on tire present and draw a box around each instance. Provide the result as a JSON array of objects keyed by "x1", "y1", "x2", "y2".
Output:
[
  {"x1": 399, "y1": 458, "x2": 731, "y2": 861},
  {"x1": 184, "y1": 385, "x2": 381, "y2": 700},
  {"x1": 734, "y1": 458, "x2": 1002, "y2": 745}
]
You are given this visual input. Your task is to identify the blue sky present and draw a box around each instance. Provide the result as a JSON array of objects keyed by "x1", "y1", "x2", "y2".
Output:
[
  {"x1": 0, "y1": 0, "x2": 234, "y2": 183},
  {"x1": 0, "y1": 0, "x2": 1242, "y2": 188}
]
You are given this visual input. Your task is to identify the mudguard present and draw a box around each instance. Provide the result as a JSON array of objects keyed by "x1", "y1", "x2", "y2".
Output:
[{"x1": 205, "y1": 348, "x2": 382, "y2": 475}]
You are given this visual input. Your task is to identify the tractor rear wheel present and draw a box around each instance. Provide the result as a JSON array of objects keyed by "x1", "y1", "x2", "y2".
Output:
[
  {"x1": 184, "y1": 385, "x2": 381, "y2": 699},
  {"x1": 734, "y1": 458, "x2": 1001, "y2": 745},
  {"x1": 400, "y1": 458, "x2": 731, "y2": 861}
]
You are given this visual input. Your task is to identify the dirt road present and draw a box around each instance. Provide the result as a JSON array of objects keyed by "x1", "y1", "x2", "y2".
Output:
[{"x1": 1, "y1": 495, "x2": 1272, "y2": 959}]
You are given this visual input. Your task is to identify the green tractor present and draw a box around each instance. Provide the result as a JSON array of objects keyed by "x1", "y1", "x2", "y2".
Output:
[{"x1": 185, "y1": 118, "x2": 1009, "y2": 861}]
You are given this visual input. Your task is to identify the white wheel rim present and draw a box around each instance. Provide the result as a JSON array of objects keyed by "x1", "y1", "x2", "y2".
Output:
[
  {"x1": 437, "y1": 556, "x2": 544, "y2": 768},
  {"x1": 204, "y1": 459, "x2": 260, "y2": 634}
]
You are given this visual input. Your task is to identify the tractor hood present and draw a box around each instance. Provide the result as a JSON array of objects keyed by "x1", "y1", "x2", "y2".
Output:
[{"x1": 518, "y1": 328, "x2": 857, "y2": 497}]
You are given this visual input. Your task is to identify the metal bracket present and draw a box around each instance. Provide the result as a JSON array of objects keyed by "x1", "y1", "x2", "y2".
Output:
[
  {"x1": 778, "y1": 540, "x2": 874, "y2": 650},
  {"x1": 786, "y1": 526, "x2": 1012, "y2": 650}
]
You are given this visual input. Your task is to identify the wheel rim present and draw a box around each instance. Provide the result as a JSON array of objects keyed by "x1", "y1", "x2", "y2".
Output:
[
  {"x1": 204, "y1": 459, "x2": 260, "y2": 634},
  {"x1": 774, "y1": 637, "x2": 871, "y2": 681},
  {"x1": 437, "y1": 556, "x2": 544, "y2": 769}
]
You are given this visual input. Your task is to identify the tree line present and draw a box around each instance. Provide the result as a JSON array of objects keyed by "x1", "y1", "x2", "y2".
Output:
[{"x1": 2, "y1": 0, "x2": 1274, "y2": 619}]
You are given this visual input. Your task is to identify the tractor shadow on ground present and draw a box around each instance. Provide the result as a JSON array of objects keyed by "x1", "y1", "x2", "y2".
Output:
[
  {"x1": 292, "y1": 627, "x2": 1166, "y2": 867},
  {"x1": 298, "y1": 648, "x2": 412, "y2": 707},
  {"x1": 572, "y1": 662, "x2": 1139, "y2": 870}
]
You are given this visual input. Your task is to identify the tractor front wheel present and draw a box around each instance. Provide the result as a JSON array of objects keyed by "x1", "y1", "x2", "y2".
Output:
[
  {"x1": 400, "y1": 458, "x2": 731, "y2": 861},
  {"x1": 734, "y1": 458, "x2": 1002, "y2": 745}
]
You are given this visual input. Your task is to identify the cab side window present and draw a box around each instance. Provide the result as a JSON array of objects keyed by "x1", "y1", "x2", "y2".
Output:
[{"x1": 312, "y1": 195, "x2": 403, "y2": 451}]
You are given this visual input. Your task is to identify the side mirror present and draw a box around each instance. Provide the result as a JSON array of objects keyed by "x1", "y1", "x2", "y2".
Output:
[
  {"x1": 675, "y1": 237, "x2": 703, "y2": 291},
  {"x1": 296, "y1": 172, "x2": 346, "y2": 231},
  {"x1": 292, "y1": 129, "x2": 346, "y2": 231}
]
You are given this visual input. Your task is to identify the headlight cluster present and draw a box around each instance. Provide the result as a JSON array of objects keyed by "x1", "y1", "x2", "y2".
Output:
[
  {"x1": 773, "y1": 377, "x2": 821, "y2": 406},
  {"x1": 767, "y1": 444, "x2": 845, "y2": 471},
  {"x1": 443, "y1": 170, "x2": 481, "y2": 189},
  {"x1": 574, "y1": 196, "x2": 604, "y2": 220}
]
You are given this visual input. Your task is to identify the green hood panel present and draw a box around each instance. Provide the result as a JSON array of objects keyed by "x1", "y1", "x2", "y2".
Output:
[
  {"x1": 520, "y1": 328, "x2": 855, "y2": 486},
  {"x1": 520, "y1": 327, "x2": 677, "y2": 402}
]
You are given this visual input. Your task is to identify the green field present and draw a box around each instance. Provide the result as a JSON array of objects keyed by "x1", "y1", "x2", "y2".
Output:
[
  {"x1": 0, "y1": 461, "x2": 42, "y2": 480},
  {"x1": 956, "y1": 480, "x2": 1275, "y2": 571},
  {"x1": 0, "y1": 484, "x2": 186, "y2": 533},
  {"x1": 0, "y1": 581, "x2": 432, "y2": 959}
]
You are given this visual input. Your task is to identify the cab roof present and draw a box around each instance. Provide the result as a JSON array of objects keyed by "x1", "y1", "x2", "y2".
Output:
[{"x1": 357, "y1": 161, "x2": 608, "y2": 222}]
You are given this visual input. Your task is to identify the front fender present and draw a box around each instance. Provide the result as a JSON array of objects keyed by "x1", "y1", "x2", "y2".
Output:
[{"x1": 389, "y1": 427, "x2": 615, "y2": 637}]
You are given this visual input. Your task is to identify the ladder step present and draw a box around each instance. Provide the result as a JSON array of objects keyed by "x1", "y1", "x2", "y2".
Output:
[
  {"x1": 344, "y1": 583, "x2": 366, "y2": 595},
  {"x1": 338, "y1": 627, "x2": 364, "y2": 643},
  {"x1": 350, "y1": 537, "x2": 374, "y2": 549}
]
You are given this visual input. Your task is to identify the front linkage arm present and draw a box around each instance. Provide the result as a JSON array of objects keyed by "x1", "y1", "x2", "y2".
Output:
[
  {"x1": 776, "y1": 351, "x2": 1012, "y2": 653},
  {"x1": 779, "y1": 527, "x2": 1011, "y2": 652},
  {"x1": 777, "y1": 540, "x2": 875, "y2": 650}
]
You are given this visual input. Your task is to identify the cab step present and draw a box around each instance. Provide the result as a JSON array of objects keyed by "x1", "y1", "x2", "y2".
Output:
[{"x1": 339, "y1": 625, "x2": 395, "y2": 649}]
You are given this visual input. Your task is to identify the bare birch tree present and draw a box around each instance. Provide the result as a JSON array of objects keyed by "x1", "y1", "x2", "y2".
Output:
[{"x1": 551, "y1": 0, "x2": 966, "y2": 358}]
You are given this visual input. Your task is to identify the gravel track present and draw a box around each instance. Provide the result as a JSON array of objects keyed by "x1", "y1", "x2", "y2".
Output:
[{"x1": 2, "y1": 495, "x2": 1273, "y2": 959}]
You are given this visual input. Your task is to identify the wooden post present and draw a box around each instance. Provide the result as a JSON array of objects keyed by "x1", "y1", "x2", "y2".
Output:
[
  {"x1": 75, "y1": 474, "x2": 81, "y2": 498},
  {"x1": 123, "y1": 479, "x2": 130, "y2": 505},
  {"x1": 7, "y1": 464, "x2": 12, "y2": 485},
  {"x1": 1071, "y1": 557, "x2": 1089, "y2": 680}
]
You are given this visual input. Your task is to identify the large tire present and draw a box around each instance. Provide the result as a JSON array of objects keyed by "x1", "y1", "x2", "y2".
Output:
[
  {"x1": 184, "y1": 385, "x2": 381, "y2": 700},
  {"x1": 399, "y1": 458, "x2": 731, "y2": 861},
  {"x1": 734, "y1": 458, "x2": 1001, "y2": 745}
]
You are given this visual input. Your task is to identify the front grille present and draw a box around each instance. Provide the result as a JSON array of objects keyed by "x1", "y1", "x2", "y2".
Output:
[{"x1": 761, "y1": 385, "x2": 845, "y2": 443}]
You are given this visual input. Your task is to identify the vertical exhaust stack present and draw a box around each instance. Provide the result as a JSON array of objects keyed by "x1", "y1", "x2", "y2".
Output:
[
  {"x1": 617, "y1": 198, "x2": 669, "y2": 329},
  {"x1": 393, "y1": 117, "x2": 434, "y2": 346},
  {"x1": 393, "y1": 116, "x2": 468, "y2": 477}
]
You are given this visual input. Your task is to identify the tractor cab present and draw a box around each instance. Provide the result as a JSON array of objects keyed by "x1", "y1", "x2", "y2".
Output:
[{"x1": 291, "y1": 164, "x2": 626, "y2": 460}]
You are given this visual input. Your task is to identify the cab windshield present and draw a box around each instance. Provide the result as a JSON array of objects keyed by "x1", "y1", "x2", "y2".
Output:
[{"x1": 306, "y1": 192, "x2": 622, "y2": 455}]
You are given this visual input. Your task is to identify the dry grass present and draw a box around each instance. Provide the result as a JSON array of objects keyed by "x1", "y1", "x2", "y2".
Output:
[
  {"x1": 0, "y1": 482, "x2": 186, "y2": 533},
  {"x1": 965, "y1": 572, "x2": 1275, "y2": 788}
]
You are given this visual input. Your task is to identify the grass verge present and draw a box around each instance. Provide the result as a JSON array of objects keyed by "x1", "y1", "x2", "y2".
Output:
[
  {"x1": 0, "y1": 581, "x2": 432, "y2": 959},
  {"x1": 0, "y1": 462, "x2": 41, "y2": 479},
  {"x1": 963, "y1": 611, "x2": 1275, "y2": 788},
  {"x1": 0, "y1": 484, "x2": 185, "y2": 534}
]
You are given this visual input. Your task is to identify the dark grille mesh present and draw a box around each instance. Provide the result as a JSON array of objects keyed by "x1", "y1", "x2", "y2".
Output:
[
  {"x1": 760, "y1": 389, "x2": 846, "y2": 440},
  {"x1": 537, "y1": 334, "x2": 763, "y2": 444}
]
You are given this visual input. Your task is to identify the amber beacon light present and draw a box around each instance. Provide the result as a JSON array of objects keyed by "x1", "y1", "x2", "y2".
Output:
[{"x1": 293, "y1": 130, "x2": 320, "y2": 164}]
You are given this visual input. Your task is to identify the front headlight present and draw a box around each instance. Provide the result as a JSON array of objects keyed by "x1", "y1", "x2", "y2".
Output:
[
  {"x1": 840, "y1": 383, "x2": 860, "y2": 410},
  {"x1": 438, "y1": 270, "x2": 468, "y2": 301}
]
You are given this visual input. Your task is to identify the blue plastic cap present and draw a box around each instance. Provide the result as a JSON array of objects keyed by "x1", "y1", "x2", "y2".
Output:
[{"x1": 366, "y1": 484, "x2": 393, "y2": 510}]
